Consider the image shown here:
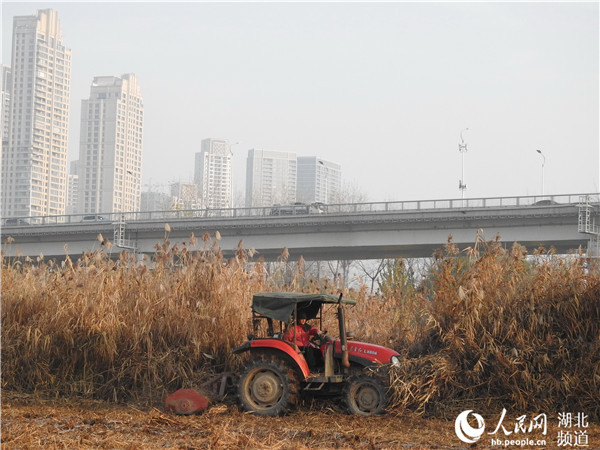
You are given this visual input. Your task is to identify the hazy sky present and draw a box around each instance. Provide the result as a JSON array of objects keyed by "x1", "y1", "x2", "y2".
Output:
[{"x1": 2, "y1": 2, "x2": 599, "y2": 203}]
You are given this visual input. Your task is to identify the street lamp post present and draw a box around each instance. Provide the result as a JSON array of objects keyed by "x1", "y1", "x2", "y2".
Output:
[
  {"x1": 458, "y1": 128, "x2": 469, "y2": 204},
  {"x1": 536, "y1": 149, "x2": 545, "y2": 196}
]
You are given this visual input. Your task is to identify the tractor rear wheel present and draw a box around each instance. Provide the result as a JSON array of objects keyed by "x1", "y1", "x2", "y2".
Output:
[
  {"x1": 343, "y1": 373, "x2": 388, "y2": 415},
  {"x1": 237, "y1": 356, "x2": 299, "y2": 416}
]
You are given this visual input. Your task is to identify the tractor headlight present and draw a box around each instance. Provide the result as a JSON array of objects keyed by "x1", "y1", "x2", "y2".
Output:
[{"x1": 390, "y1": 355, "x2": 401, "y2": 367}]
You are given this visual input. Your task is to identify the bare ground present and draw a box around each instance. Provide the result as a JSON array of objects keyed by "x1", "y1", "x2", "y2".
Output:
[{"x1": 1, "y1": 392, "x2": 598, "y2": 449}]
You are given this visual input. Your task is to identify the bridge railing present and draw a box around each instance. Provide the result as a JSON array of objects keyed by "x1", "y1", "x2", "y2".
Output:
[
  {"x1": 308, "y1": 193, "x2": 597, "y2": 214},
  {"x1": 3, "y1": 193, "x2": 598, "y2": 226}
]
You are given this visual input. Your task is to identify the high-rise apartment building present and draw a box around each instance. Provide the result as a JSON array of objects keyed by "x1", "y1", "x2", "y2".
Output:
[
  {"x1": 77, "y1": 74, "x2": 143, "y2": 214},
  {"x1": 66, "y1": 160, "x2": 78, "y2": 215},
  {"x1": 141, "y1": 191, "x2": 171, "y2": 212},
  {"x1": 246, "y1": 149, "x2": 297, "y2": 207},
  {"x1": 170, "y1": 182, "x2": 200, "y2": 210},
  {"x1": 2, "y1": 9, "x2": 71, "y2": 218},
  {"x1": 194, "y1": 138, "x2": 232, "y2": 209},
  {"x1": 297, "y1": 157, "x2": 341, "y2": 204},
  {"x1": 1, "y1": 65, "x2": 11, "y2": 146}
]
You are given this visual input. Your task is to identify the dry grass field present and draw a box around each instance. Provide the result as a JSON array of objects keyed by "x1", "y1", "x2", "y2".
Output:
[
  {"x1": 3, "y1": 392, "x2": 600, "y2": 449},
  {"x1": 1, "y1": 392, "x2": 457, "y2": 449},
  {"x1": 2, "y1": 231, "x2": 599, "y2": 448}
]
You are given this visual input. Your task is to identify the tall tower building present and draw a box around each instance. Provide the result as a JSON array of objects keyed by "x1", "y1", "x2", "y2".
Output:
[
  {"x1": 297, "y1": 157, "x2": 341, "y2": 204},
  {"x1": 1, "y1": 65, "x2": 11, "y2": 146},
  {"x1": 78, "y1": 74, "x2": 143, "y2": 214},
  {"x1": 1, "y1": 9, "x2": 71, "y2": 218},
  {"x1": 170, "y1": 182, "x2": 200, "y2": 210},
  {"x1": 194, "y1": 138, "x2": 232, "y2": 209},
  {"x1": 246, "y1": 149, "x2": 297, "y2": 207},
  {"x1": 66, "y1": 160, "x2": 78, "y2": 215}
]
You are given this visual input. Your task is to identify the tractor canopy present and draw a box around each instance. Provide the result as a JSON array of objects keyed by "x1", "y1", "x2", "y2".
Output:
[{"x1": 251, "y1": 292, "x2": 356, "y2": 322}]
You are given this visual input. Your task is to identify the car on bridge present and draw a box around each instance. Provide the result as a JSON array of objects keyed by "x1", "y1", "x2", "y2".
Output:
[
  {"x1": 80, "y1": 215, "x2": 110, "y2": 223},
  {"x1": 532, "y1": 199, "x2": 559, "y2": 206},
  {"x1": 270, "y1": 202, "x2": 325, "y2": 216},
  {"x1": 4, "y1": 218, "x2": 30, "y2": 226}
]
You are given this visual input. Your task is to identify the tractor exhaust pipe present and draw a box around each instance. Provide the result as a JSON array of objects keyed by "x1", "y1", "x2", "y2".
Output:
[{"x1": 337, "y1": 293, "x2": 350, "y2": 368}]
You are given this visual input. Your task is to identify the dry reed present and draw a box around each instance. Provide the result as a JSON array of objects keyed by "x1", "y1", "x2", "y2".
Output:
[
  {"x1": 2, "y1": 231, "x2": 599, "y2": 420},
  {"x1": 1, "y1": 233, "x2": 264, "y2": 403},
  {"x1": 384, "y1": 233, "x2": 600, "y2": 419}
]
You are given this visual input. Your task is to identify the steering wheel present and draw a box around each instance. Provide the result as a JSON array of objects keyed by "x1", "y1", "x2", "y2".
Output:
[{"x1": 310, "y1": 330, "x2": 327, "y2": 346}]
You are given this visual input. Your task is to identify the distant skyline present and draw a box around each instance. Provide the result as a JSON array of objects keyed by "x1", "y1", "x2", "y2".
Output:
[{"x1": 2, "y1": 2, "x2": 598, "y2": 203}]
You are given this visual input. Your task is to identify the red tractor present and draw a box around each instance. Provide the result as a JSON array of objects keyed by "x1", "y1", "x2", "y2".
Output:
[{"x1": 232, "y1": 292, "x2": 401, "y2": 416}]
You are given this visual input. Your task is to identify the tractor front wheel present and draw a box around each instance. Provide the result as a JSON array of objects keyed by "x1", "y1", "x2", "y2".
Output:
[
  {"x1": 343, "y1": 374, "x2": 388, "y2": 415},
  {"x1": 237, "y1": 357, "x2": 299, "y2": 416}
]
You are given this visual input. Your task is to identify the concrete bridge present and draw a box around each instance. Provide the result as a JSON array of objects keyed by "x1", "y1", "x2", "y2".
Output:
[{"x1": 2, "y1": 193, "x2": 599, "y2": 262}]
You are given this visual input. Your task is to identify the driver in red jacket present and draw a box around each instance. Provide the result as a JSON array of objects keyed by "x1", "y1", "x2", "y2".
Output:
[
  {"x1": 284, "y1": 312, "x2": 324, "y2": 368},
  {"x1": 284, "y1": 312, "x2": 321, "y2": 348}
]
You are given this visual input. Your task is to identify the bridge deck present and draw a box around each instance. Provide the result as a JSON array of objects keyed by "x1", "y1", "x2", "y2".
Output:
[{"x1": 2, "y1": 193, "x2": 598, "y2": 261}]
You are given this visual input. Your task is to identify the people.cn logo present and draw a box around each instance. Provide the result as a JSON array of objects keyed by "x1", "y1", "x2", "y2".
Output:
[{"x1": 455, "y1": 410, "x2": 486, "y2": 443}]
